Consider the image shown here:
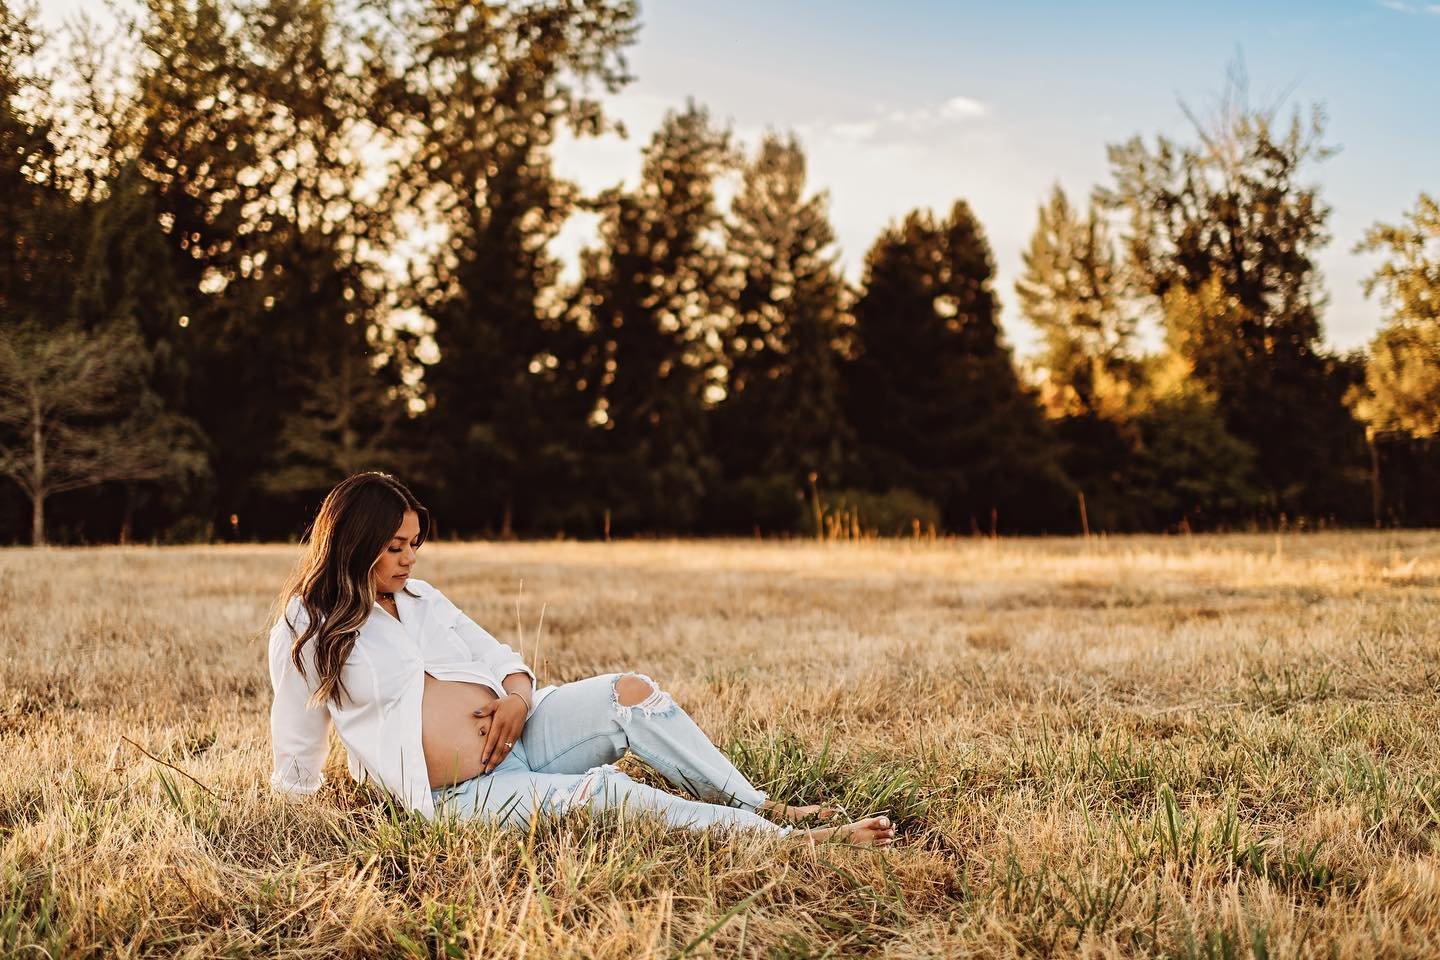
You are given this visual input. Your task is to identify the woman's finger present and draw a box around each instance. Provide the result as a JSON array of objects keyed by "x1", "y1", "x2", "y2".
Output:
[
  {"x1": 481, "y1": 714, "x2": 519, "y2": 772},
  {"x1": 479, "y1": 719, "x2": 502, "y2": 772},
  {"x1": 480, "y1": 699, "x2": 528, "y2": 772},
  {"x1": 496, "y1": 717, "x2": 517, "y2": 748},
  {"x1": 492, "y1": 718, "x2": 522, "y2": 766}
]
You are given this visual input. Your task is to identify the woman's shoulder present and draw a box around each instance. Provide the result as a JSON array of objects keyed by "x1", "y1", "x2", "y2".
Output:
[
  {"x1": 403, "y1": 578, "x2": 445, "y2": 603},
  {"x1": 402, "y1": 576, "x2": 432, "y2": 595},
  {"x1": 270, "y1": 595, "x2": 311, "y2": 639},
  {"x1": 403, "y1": 578, "x2": 462, "y2": 618}
]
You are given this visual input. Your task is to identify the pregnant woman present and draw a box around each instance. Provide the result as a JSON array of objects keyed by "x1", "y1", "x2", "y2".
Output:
[{"x1": 267, "y1": 472, "x2": 894, "y2": 846}]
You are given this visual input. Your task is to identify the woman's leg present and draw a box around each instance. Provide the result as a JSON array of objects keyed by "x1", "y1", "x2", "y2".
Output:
[
  {"x1": 432, "y1": 743, "x2": 791, "y2": 834},
  {"x1": 519, "y1": 672, "x2": 772, "y2": 812},
  {"x1": 572, "y1": 765, "x2": 792, "y2": 834}
]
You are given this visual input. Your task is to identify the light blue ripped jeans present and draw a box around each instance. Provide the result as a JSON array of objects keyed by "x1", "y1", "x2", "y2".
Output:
[{"x1": 430, "y1": 673, "x2": 792, "y2": 836}]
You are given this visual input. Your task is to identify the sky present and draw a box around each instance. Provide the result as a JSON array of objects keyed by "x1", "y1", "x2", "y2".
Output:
[{"x1": 39, "y1": 0, "x2": 1440, "y2": 357}]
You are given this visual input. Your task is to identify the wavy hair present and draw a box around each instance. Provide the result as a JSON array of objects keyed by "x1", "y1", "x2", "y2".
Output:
[{"x1": 271, "y1": 472, "x2": 431, "y2": 708}]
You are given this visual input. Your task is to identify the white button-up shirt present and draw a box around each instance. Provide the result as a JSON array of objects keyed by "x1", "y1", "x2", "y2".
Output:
[{"x1": 267, "y1": 577, "x2": 554, "y2": 820}]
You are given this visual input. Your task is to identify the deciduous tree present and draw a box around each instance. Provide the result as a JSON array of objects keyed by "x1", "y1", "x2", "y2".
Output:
[{"x1": 0, "y1": 324, "x2": 205, "y2": 544}]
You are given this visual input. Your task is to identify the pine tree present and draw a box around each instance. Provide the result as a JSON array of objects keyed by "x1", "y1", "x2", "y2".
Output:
[
  {"x1": 710, "y1": 132, "x2": 851, "y2": 531},
  {"x1": 844, "y1": 201, "x2": 1068, "y2": 533},
  {"x1": 1015, "y1": 184, "x2": 1140, "y2": 419},
  {"x1": 570, "y1": 101, "x2": 735, "y2": 533}
]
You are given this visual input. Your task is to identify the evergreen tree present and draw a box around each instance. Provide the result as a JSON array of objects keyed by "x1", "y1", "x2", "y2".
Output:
[
  {"x1": 1015, "y1": 184, "x2": 1140, "y2": 419},
  {"x1": 1129, "y1": 386, "x2": 1260, "y2": 528},
  {"x1": 570, "y1": 101, "x2": 734, "y2": 533},
  {"x1": 710, "y1": 132, "x2": 852, "y2": 532},
  {"x1": 844, "y1": 201, "x2": 1068, "y2": 533},
  {"x1": 60, "y1": 11, "x2": 212, "y2": 539}
]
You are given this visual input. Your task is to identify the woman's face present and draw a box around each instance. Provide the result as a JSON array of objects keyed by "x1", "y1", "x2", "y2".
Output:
[{"x1": 373, "y1": 509, "x2": 421, "y2": 593}]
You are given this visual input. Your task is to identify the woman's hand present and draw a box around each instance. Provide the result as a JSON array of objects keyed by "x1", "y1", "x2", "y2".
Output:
[{"x1": 473, "y1": 693, "x2": 528, "y2": 774}]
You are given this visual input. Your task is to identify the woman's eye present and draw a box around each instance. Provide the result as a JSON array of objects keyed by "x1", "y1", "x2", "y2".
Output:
[{"x1": 387, "y1": 547, "x2": 401, "y2": 553}]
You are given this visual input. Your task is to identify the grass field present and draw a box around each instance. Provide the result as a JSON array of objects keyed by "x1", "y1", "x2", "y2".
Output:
[{"x1": 3, "y1": 532, "x2": 1439, "y2": 958}]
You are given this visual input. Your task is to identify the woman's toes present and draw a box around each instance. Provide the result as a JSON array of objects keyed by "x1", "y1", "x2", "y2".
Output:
[
  {"x1": 817, "y1": 815, "x2": 896, "y2": 847},
  {"x1": 767, "y1": 801, "x2": 840, "y2": 823},
  {"x1": 861, "y1": 816, "x2": 895, "y2": 845},
  {"x1": 795, "y1": 803, "x2": 839, "y2": 822}
]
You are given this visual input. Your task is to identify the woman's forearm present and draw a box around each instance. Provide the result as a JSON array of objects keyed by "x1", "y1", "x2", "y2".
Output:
[{"x1": 501, "y1": 671, "x2": 535, "y2": 709}]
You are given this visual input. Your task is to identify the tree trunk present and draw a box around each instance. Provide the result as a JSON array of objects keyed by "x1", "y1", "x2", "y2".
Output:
[
  {"x1": 1368, "y1": 431, "x2": 1382, "y2": 529},
  {"x1": 119, "y1": 484, "x2": 135, "y2": 545},
  {"x1": 31, "y1": 391, "x2": 45, "y2": 546}
]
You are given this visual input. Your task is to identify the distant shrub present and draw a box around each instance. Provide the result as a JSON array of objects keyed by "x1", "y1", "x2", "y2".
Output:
[
  {"x1": 701, "y1": 474, "x2": 804, "y2": 535},
  {"x1": 802, "y1": 487, "x2": 941, "y2": 538}
]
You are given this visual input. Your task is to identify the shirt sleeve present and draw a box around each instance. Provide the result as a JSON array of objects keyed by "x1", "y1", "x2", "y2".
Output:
[
  {"x1": 267, "y1": 602, "x2": 331, "y2": 800},
  {"x1": 452, "y1": 610, "x2": 538, "y2": 690}
]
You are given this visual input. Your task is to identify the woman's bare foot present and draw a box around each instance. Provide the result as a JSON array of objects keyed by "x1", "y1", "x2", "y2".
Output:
[
  {"x1": 804, "y1": 815, "x2": 895, "y2": 847},
  {"x1": 761, "y1": 799, "x2": 839, "y2": 823}
]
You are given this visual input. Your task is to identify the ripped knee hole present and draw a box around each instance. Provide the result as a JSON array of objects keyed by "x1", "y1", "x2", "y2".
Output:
[{"x1": 612, "y1": 672, "x2": 675, "y2": 718}]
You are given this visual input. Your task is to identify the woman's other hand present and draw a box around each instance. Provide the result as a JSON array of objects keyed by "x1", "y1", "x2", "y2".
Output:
[{"x1": 473, "y1": 694, "x2": 527, "y2": 773}]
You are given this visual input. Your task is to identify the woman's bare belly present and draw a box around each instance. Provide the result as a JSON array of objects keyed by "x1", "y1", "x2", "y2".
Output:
[{"x1": 422, "y1": 673, "x2": 500, "y2": 788}]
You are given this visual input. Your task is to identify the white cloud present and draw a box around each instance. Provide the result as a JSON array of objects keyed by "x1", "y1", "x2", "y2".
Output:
[
  {"x1": 940, "y1": 96, "x2": 990, "y2": 119},
  {"x1": 885, "y1": 95, "x2": 992, "y2": 129},
  {"x1": 818, "y1": 95, "x2": 993, "y2": 145},
  {"x1": 1379, "y1": 0, "x2": 1416, "y2": 11},
  {"x1": 830, "y1": 121, "x2": 880, "y2": 141}
]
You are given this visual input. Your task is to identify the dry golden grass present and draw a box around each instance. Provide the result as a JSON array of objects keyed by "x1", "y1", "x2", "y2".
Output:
[{"x1": 3, "y1": 532, "x2": 1440, "y2": 958}]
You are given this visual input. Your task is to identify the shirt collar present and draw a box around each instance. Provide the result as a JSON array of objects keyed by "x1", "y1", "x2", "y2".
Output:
[{"x1": 390, "y1": 578, "x2": 424, "y2": 634}]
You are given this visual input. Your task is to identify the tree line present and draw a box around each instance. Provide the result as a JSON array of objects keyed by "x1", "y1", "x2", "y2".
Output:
[{"x1": 1, "y1": 0, "x2": 1436, "y2": 545}]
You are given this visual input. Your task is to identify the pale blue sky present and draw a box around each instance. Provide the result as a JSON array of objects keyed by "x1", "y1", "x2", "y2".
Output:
[{"x1": 39, "y1": 0, "x2": 1440, "y2": 355}]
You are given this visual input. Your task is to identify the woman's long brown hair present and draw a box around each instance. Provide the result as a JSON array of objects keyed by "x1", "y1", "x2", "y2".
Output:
[{"x1": 271, "y1": 472, "x2": 431, "y2": 708}]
